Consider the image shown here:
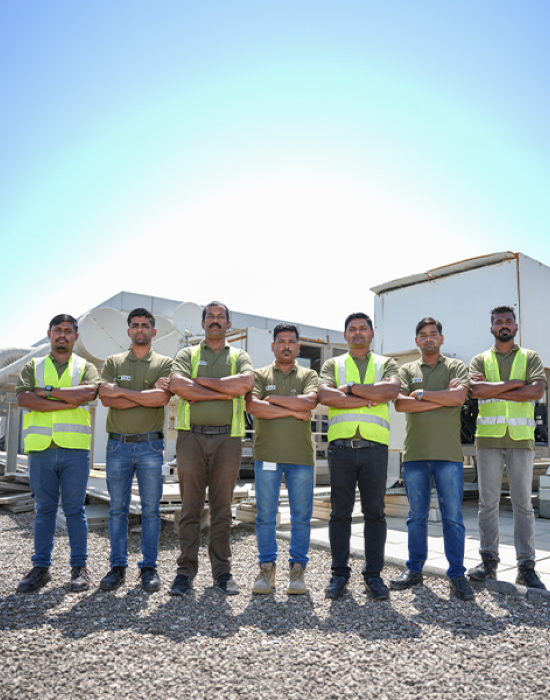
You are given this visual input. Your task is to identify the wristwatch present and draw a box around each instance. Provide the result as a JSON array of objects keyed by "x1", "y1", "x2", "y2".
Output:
[
  {"x1": 416, "y1": 389, "x2": 424, "y2": 401},
  {"x1": 347, "y1": 382, "x2": 355, "y2": 395},
  {"x1": 45, "y1": 385, "x2": 53, "y2": 399}
]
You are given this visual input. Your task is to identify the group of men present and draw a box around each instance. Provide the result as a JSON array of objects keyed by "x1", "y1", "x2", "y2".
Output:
[{"x1": 15, "y1": 301, "x2": 547, "y2": 599}]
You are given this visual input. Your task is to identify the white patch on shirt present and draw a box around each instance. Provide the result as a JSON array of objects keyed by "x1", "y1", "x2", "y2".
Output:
[
  {"x1": 411, "y1": 378, "x2": 423, "y2": 384},
  {"x1": 118, "y1": 375, "x2": 131, "y2": 381},
  {"x1": 265, "y1": 385, "x2": 276, "y2": 391},
  {"x1": 199, "y1": 361, "x2": 208, "y2": 366}
]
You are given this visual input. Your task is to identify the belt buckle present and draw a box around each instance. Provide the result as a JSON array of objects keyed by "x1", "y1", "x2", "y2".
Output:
[{"x1": 350, "y1": 439, "x2": 362, "y2": 449}]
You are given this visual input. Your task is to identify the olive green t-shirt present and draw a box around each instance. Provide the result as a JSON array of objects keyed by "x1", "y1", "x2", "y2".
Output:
[
  {"x1": 99, "y1": 349, "x2": 172, "y2": 434},
  {"x1": 171, "y1": 341, "x2": 253, "y2": 427},
  {"x1": 470, "y1": 345, "x2": 546, "y2": 451},
  {"x1": 319, "y1": 351, "x2": 399, "y2": 440},
  {"x1": 252, "y1": 362, "x2": 318, "y2": 466},
  {"x1": 400, "y1": 355, "x2": 468, "y2": 463},
  {"x1": 16, "y1": 354, "x2": 100, "y2": 394}
]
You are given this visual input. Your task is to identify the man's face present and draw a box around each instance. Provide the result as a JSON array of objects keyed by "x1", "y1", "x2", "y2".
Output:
[
  {"x1": 202, "y1": 305, "x2": 231, "y2": 340},
  {"x1": 344, "y1": 318, "x2": 373, "y2": 351},
  {"x1": 48, "y1": 322, "x2": 77, "y2": 355},
  {"x1": 415, "y1": 324, "x2": 444, "y2": 357},
  {"x1": 272, "y1": 331, "x2": 300, "y2": 364},
  {"x1": 491, "y1": 312, "x2": 518, "y2": 343},
  {"x1": 128, "y1": 316, "x2": 156, "y2": 346}
]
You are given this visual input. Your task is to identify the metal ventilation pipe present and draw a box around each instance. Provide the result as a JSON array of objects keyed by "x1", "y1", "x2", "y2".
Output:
[{"x1": 0, "y1": 348, "x2": 31, "y2": 370}]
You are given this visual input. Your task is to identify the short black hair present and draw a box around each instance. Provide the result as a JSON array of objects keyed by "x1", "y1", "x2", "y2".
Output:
[
  {"x1": 202, "y1": 301, "x2": 230, "y2": 322},
  {"x1": 344, "y1": 313, "x2": 373, "y2": 331},
  {"x1": 491, "y1": 305, "x2": 516, "y2": 324},
  {"x1": 415, "y1": 317, "x2": 442, "y2": 336},
  {"x1": 49, "y1": 314, "x2": 78, "y2": 332},
  {"x1": 273, "y1": 323, "x2": 299, "y2": 341},
  {"x1": 127, "y1": 307, "x2": 155, "y2": 328}
]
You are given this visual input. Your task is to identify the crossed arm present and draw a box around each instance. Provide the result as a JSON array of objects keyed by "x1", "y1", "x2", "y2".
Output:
[
  {"x1": 17, "y1": 384, "x2": 98, "y2": 412},
  {"x1": 99, "y1": 377, "x2": 172, "y2": 409},
  {"x1": 318, "y1": 377, "x2": 400, "y2": 409},
  {"x1": 246, "y1": 391, "x2": 318, "y2": 422},
  {"x1": 170, "y1": 372, "x2": 254, "y2": 402},
  {"x1": 394, "y1": 379, "x2": 468, "y2": 413},
  {"x1": 469, "y1": 373, "x2": 545, "y2": 402}
]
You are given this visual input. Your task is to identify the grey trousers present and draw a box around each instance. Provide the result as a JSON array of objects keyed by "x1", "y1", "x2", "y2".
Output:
[{"x1": 476, "y1": 448, "x2": 535, "y2": 564}]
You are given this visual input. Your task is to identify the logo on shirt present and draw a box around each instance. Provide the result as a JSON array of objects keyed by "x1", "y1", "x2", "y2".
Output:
[
  {"x1": 199, "y1": 361, "x2": 208, "y2": 366},
  {"x1": 265, "y1": 385, "x2": 276, "y2": 391},
  {"x1": 411, "y1": 378, "x2": 422, "y2": 384},
  {"x1": 117, "y1": 375, "x2": 132, "y2": 381}
]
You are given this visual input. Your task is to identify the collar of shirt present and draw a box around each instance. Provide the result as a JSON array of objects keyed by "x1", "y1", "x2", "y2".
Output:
[
  {"x1": 491, "y1": 343, "x2": 519, "y2": 357},
  {"x1": 420, "y1": 354, "x2": 446, "y2": 368},
  {"x1": 273, "y1": 360, "x2": 298, "y2": 374},
  {"x1": 128, "y1": 348, "x2": 153, "y2": 362}
]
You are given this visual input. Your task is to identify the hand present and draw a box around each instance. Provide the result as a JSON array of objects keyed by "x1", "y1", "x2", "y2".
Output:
[
  {"x1": 470, "y1": 372, "x2": 486, "y2": 382},
  {"x1": 294, "y1": 410, "x2": 312, "y2": 421},
  {"x1": 448, "y1": 378, "x2": 460, "y2": 389},
  {"x1": 98, "y1": 382, "x2": 121, "y2": 399},
  {"x1": 409, "y1": 390, "x2": 421, "y2": 400},
  {"x1": 154, "y1": 377, "x2": 170, "y2": 391}
]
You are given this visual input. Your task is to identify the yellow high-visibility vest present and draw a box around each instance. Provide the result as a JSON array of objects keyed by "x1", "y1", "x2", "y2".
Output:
[
  {"x1": 23, "y1": 355, "x2": 91, "y2": 453},
  {"x1": 476, "y1": 348, "x2": 535, "y2": 441},
  {"x1": 177, "y1": 345, "x2": 245, "y2": 437},
  {"x1": 328, "y1": 352, "x2": 390, "y2": 444}
]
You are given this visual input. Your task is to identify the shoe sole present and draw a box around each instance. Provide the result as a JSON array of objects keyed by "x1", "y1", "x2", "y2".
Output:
[
  {"x1": 100, "y1": 582, "x2": 124, "y2": 591},
  {"x1": 287, "y1": 588, "x2": 307, "y2": 595},
  {"x1": 389, "y1": 578, "x2": 423, "y2": 591},
  {"x1": 169, "y1": 587, "x2": 191, "y2": 596},
  {"x1": 71, "y1": 583, "x2": 90, "y2": 592},
  {"x1": 324, "y1": 583, "x2": 348, "y2": 599},
  {"x1": 252, "y1": 586, "x2": 274, "y2": 594},
  {"x1": 217, "y1": 587, "x2": 240, "y2": 596}
]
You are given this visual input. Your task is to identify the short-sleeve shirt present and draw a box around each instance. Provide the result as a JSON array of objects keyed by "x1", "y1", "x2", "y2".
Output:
[
  {"x1": 171, "y1": 341, "x2": 253, "y2": 426},
  {"x1": 252, "y1": 362, "x2": 318, "y2": 466},
  {"x1": 100, "y1": 349, "x2": 172, "y2": 434},
  {"x1": 319, "y1": 351, "x2": 399, "y2": 387},
  {"x1": 399, "y1": 355, "x2": 468, "y2": 463},
  {"x1": 470, "y1": 345, "x2": 547, "y2": 451},
  {"x1": 16, "y1": 353, "x2": 100, "y2": 394}
]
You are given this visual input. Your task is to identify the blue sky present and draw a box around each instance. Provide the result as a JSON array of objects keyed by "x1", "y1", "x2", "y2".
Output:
[{"x1": 1, "y1": 1, "x2": 549, "y2": 347}]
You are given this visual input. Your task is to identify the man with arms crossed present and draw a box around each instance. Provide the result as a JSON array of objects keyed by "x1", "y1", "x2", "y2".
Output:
[
  {"x1": 246, "y1": 323, "x2": 318, "y2": 595},
  {"x1": 318, "y1": 312, "x2": 400, "y2": 600},
  {"x1": 169, "y1": 301, "x2": 254, "y2": 596},
  {"x1": 392, "y1": 317, "x2": 474, "y2": 600},
  {"x1": 98, "y1": 308, "x2": 172, "y2": 593},
  {"x1": 16, "y1": 314, "x2": 99, "y2": 593},
  {"x1": 468, "y1": 305, "x2": 546, "y2": 589}
]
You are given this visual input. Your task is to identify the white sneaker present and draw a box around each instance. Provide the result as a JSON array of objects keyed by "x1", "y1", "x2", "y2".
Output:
[
  {"x1": 252, "y1": 562, "x2": 276, "y2": 594},
  {"x1": 287, "y1": 562, "x2": 307, "y2": 595}
]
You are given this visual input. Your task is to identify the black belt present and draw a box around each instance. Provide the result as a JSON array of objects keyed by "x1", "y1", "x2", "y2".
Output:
[
  {"x1": 191, "y1": 425, "x2": 230, "y2": 435},
  {"x1": 331, "y1": 439, "x2": 380, "y2": 449},
  {"x1": 109, "y1": 432, "x2": 163, "y2": 443}
]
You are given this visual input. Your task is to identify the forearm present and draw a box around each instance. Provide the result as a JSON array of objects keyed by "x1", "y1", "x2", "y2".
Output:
[
  {"x1": 195, "y1": 373, "x2": 254, "y2": 397},
  {"x1": 318, "y1": 385, "x2": 371, "y2": 409},
  {"x1": 470, "y1": 379, "x2": 525, "y2": 399},
  {"x1": 420, "y1": 388, "x2": 467, "y2": 407},
  {"x1": 247, "y1": 402, "x2": 297, "y2": 419},
  {"x1": 100, "y1": 397, "x2": 142, "y2": 409},
  {"x1": 343, "y1": 380, "x2": 400, "y2": 403},
  {"x1": 394, "y1": 396, "x2": 440, "y2": 413},
  {"x1": 170, "y1": 374, "x2": 230, "y2": 401},
  {"x1": 267, "y1": 393, "x2": 318, "y2": 410},
  {"x1": 17, "y1": 392, "x2": 74, "y2": 412},
  {"x1": 497, "y1": 383, "x2": 546, "y2": 402},
  {"x1": 113, "y1": 387, "x2": 171, "y2": 407}
]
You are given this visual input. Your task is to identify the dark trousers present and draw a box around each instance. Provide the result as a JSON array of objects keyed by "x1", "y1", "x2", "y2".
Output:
[
  {"x1": 176, "y1": 430, "x2": 242, "y2": 580},
  {"x1": 328, "y1": 442, "x2": 388, "y2": 578}
]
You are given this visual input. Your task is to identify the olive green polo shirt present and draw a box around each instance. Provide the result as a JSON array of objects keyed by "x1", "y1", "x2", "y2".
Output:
[
  {"x1": 470, "y1": 345, "x2": 546, "y2": 451},
  {"x1": 171, "y1": 341, "x2": 253, "y2": 427},
  {"x1": 252, "y1": 361, "x2": 318, "y2": 466},
  {"x1": 400, "y1": 355, "x2": 468, "y2": 463},
  {"x1": 319, "y1": 351, "x2": 399, "y2": 440},
  {"x1": 100, "y1": 349, "x2": 172, "y2": 434},
  {"x1": 16, "y1": 354, "x2": 100, "y2": 394}
]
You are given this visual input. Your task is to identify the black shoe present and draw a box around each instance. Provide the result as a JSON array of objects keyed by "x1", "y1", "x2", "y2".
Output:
[
  {"x1": 364, "y1": 576, "x2": 390, "y2": 601},
  {"x1": 100, "y1": 566, "x2": 126, "y2": 591},
  {"x1": 324, "y1": 575, "x2": 348, "y2": 599},
  {"x1": 516, "y1": 561, "x2": 547, "y2": 590},
  {"x1": 449, "y1": 575, "x2": 475, "y2": 601},
  {"x1": 71, "y1": 566, "x2": 90, "y2": 592},
  {"x1": 17, "y1": 566, "x2": 52, "y2": 593},
  {"x1": 468, "y1": 554, "x2": 498, "y2": 581},
  {"x1": 390, "y1": 569, "x2": 424, "y2": 591},
  {"x1": 169, "y1": 574, "x2": 192, "y2": 596},
  {"x1": 140, "y1": 567, "x2": 161, "y2": 593},
  {"x1": 215, "y1": 573, "x2": 241, "y2": 596}
]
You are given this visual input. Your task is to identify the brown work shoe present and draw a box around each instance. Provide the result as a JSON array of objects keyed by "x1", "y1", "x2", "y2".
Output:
[{"x1": 70, "y1": 566, "x2": 90, "y2": 592}]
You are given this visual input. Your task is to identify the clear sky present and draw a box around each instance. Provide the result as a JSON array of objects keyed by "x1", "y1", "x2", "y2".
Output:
[{"x1": 1, "y1": 1, "x2": 549, "y2": 348}]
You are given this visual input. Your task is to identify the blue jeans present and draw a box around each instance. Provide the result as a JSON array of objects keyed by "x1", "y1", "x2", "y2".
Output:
[
  {"x1": 254, "y1": 461, "x2": 314, "y2": 567},
  {"x1": 28, "y1": 448, "x2": 90, "y2": 568},
  {"x1": 402, "y1": 460, "x2": 466, "y2": 579},
  {"x1": 106, "y1": 438, "x2": 164, "y2": 569}
]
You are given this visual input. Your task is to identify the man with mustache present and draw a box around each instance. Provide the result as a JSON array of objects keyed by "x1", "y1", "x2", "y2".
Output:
[
  {"x1": 98, "y1": 308, "x2": 172, "y2": 593},
  {"x1": 246, "y1": 323, "x2": 318, "y2": 595},
  {"x1": 318, "y1": 312, "x2": 400, "y2": 600},
  {"x1": 15, "y1": 314, "x2": 99, "y2": 593},
  {"x1": 468, "y1": 306, "x2": 547, "y2": 589},
  {"x1": 169, "y1": 301, "x2": 254, "y2": 595},
  {"x1": 391, "y1": 317, "x2": 474, "y2": 600}
]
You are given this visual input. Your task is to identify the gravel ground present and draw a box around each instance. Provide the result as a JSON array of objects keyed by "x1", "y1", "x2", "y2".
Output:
[{"x1": 1, "y1": 510, "x2": 550, "y2": 700}]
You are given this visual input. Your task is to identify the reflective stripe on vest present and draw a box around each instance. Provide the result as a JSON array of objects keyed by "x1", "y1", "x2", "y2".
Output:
[
  {"x1": 327, "y1": 352, "x2": 390, "y2": 444},
  {"x1": 23, "y1": 355, "x2": 91, "y2": 453},
  {"x1": 476, "y1": 348, "x2": 536, "y2": 440},
  {"x1": 176, "y1": 345, "x2": 246, "y2": 438}
]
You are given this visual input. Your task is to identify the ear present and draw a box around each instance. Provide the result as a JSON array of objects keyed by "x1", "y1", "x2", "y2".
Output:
[
  {"x1": 415, "y1": 337, "x2": 420, "y2": 348},
  {"x1": 440, "y1": 335, "x2": 444, "y2": 345},
  {"x1": 227, "y1": 319, "x2": 232, "y2": 330},
  {"x1": 127, "y1": 328, "x2": 131, "y2": 338},
  {"x1": 271, "y1": 342, "x2": 275, "y2": 353},
  {"x1": 47, "y1": 330, "x2": 52, "y2": 340},
  {"x1": 152, "y1": 328, "x2": 157, "y2": 338},
  {"x1": 201, "y1": 318, "x2": 206, "y2": 330}
]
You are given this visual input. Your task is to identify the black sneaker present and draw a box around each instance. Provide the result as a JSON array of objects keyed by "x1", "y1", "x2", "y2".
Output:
[
  {"x1": 449, "y1": 575, "x2": 475, "y2": 601},
  {"x1": 364, "y1": 576, "x2": 390, "y2": 601},
  {"x1": 169, "y1": 574, "x2": 192, "y2": 596},
  {"x1": 17, "y1": 566, "x2": 52, "y2": 593},
  {"x1": 140, "y1": 567, "x2": 161, "y2": 593},
  {"x1": 324, "y1": 575, "x2": 349, "y2": 599},
  {"x1": 516, "y1": 561, "x2": 547, "y2": 590},
  {"x1": 71, "y1": 566, "x2": 90, "y2": 592},
  {"x1": 467, "y1": 554, "x2": 498, "y2": 581},
  {"x1": 215, "y1": 573, "x2": 241, "y2": 596},
  {"x1": 100, "y1": 566, "x2": 126, "y2": 591},
  {"x1": 390, "y1": 569, "x2": 423, "y2": 591}
]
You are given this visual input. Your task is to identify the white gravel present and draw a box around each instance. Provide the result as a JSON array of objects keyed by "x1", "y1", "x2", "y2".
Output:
[{"x1": 1, "y1": 510, "x2": 550, "y2": 700}]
